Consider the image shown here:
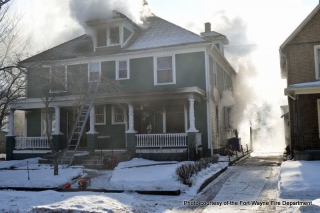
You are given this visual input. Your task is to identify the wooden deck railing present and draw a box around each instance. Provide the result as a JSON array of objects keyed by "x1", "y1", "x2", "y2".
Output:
[
  {"x1": 136, "y1": 133, "x2": 187, "y2": 147},
  {"x1": 15, "y1": 137, "x2": 50, "y2": 149}
]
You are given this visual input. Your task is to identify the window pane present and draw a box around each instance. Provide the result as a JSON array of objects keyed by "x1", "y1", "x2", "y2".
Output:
[
  {"x1": 119, "y1": 69, "x2": 127, "y2": 79},
  {"x1": 95, "y1": 106, "x2": 103, "y2": 114},
  {"x1": 157, "y1": 56, "x2": 172, "y2": 70},
  {"x1": 90, "y1": 72, "x2": 99, "y2": 81},
  {"x1": 97, "y1": 29, "x2": 106, "y2": 47},
  {"x1": 96, "y1": 115, "x2": 104, "y2": 123},
  {"x1": 110, "y1": 27, "x2": 120, "y2": 44},
  {"x1": 89, "y1": 62, "x2": 99, "y2": 73},
  {"x1": 119, "y1": 61, "x2": 127, "y2": 70},
  {"x1": 51, "y1": 66, "x2": 65, "y2": 91},
  {"x1": 157, "y1": 69, "x2": 173, "y2": 83},
  {"x1": 115, "y1": 113, "x2": 124, "y2": 122}
]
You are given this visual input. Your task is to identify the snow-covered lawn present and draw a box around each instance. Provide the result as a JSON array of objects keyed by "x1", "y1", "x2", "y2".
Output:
[{"x1": 0, "y1": 157, "x2": 228, "y2": 212}]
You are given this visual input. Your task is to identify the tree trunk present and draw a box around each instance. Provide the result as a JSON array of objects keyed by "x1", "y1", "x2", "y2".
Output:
[{"x1": 53, "y1": 158, "x2": 59, "y2": 175}]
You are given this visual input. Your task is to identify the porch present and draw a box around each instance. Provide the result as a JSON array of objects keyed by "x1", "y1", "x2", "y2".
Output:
[{"x1": 6, "y1": 86, "x2": 206, "y2": 161}]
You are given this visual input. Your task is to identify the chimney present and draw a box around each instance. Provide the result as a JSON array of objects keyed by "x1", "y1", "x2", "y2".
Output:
[{"x1": 205, "y1": 22, "x2": 211, "y2": 32}]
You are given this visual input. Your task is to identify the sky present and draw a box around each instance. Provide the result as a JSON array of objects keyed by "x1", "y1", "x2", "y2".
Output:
[{"x1": 7, "y1": 0, "x2": 320, "y2": 151}]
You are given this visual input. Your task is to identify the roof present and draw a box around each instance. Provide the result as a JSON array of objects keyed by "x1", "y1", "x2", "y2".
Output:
[
  {"x1": 280, "y1": 4, "x2": 320, "y2": 49},
  {"x1": 285, "y1": 81, "x2": 320, "y2": 96},
  {"x1": 22, "y1": 15, "x2": 207, "y2": 64}
]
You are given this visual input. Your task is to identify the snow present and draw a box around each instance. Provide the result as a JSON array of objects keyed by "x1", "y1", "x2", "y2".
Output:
[
  {"x1": 2, "y1": 156, "x2": 320, "y2": 212},
  {"x1": 0, "y1": 157, "x2": 228, "y2": 212},
  {"x1": 288, "y1": 81, "x2": 320, "y2": 88},
  {"x1": 279, "y1": 161, "x2": 320, "y2": 199}
]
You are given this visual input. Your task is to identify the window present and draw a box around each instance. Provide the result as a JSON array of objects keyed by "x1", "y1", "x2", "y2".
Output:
[
  {"x1": 95, "y1": 106, "x2": 105, "y2": 125},
  {"x1": 97, "y1": 28, "x2": 107, "y2": 47},
  {"x1": 314, "y1": 45, "x2": 320, "y2": 79},
  {"x1": 109, "y1": 27, "x2": 120, "y2": 45},
  {"x1": 154, "y1": 56, "x2": 176, "y2": 85},
  {"x1": 116, "y1": 60, "x2": 129, "y2": 80},
  {"x1": 50, "y1": 66, "x2": 66, "y2": 92},
  {"x1": 88, "y1": 62, "x2": 100, "y2": 82},
  {"x1": 112, "y1": 105, "x2": 125, "y2": 124}
]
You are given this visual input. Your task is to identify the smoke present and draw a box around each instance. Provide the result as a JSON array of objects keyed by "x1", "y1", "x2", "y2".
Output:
[
  {"x1": 69, "y1": 0, "x2": 152, "y2": 36},
  {"x1": 211, "y1": 11, "x2": 286, "y2": 153}
]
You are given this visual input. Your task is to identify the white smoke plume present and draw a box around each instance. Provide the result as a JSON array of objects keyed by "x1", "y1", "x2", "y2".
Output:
[
  {"x1": 69, "y1": 0, "x2": 152, "y2": 35},
  {"x1": 211, "y1": 12, "x2": 286, "y2": 153}
]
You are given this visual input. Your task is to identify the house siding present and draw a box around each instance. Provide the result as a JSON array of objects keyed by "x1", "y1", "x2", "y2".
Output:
[
  {"x1": 95, "y1": 104, "x2": 126, "y2": 149},
  {"x1": 26, "y1": 109, "x2": 42, "y2": 136}
]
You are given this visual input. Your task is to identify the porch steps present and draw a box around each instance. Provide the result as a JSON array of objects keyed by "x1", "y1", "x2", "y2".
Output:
[{"x1": 60, "y1": 81, "x2": 100, "y2": 166}]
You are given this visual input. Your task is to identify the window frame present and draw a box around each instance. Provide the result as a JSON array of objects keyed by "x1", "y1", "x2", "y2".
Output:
[
  {"x1": 112, "y1": 105, "x2": 126, "y2": 124},
  {"x1": 116, "y1": 60, "x2": 130, "y2": 80},
  {"x1": 154, "y1": 55, "x2": 176, "y2": 85},
  {"x1": 314, "y1": 45, "x2": 320, "y2": 79},
  {"x1": 107, "y1": 26, "x2": 121, "y2": 46},
  {"x1": 41, "y1": 109, "x2": 55, "y2": 136},
  {"x1": 95, "y1": 105, "x2": 106, "y2": 125},
  {"x1": 88, "y1": 62, "x2": 101, "y2": 82},
  {"x1": 49, "y1": 65, "x2": 67, "y2": 93}
]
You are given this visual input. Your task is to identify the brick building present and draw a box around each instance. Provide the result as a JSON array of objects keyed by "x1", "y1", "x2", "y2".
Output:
[{"x1": 280, "y1": 4, "x2": 320, "y2": 159}]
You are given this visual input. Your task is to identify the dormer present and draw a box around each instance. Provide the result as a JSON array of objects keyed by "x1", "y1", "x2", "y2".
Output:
[
  {"x1": 86, "y1": 11, "x2": 138, "y2": 51},
  {"x1": 201, "y1": 22, "x2": 229, "y2": 55}
]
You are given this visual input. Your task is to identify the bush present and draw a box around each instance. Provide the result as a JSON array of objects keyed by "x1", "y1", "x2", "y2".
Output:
[{"x1": 176, "y1": 155, "x2": 219, "y2": 186}]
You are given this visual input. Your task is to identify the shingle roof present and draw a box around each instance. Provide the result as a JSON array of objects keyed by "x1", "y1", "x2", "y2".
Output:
[{"x1": 22, "y1": 15, "x2": 207, "y2": 63}]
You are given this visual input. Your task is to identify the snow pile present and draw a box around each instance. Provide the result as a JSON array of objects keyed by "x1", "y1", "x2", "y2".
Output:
[
  {"x1": 109, "y1": 158, "x2": 186, "y2": 191},
  {"x1": 279, "y1": 161, "x2": 320, "y2": 199},
  {"x1": 0, "y1": 157, "x2": 40, "y2": 169}
]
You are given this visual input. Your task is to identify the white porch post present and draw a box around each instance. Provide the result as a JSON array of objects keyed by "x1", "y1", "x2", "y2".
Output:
[
  {"x1": 53, "y1": 106, "x2": 61, "y2": 134},
  {"x1": 126, "y1": 103, "x2": 137, "y2": 133},
  {"x1": 188, "y1": 98, "x2": 198, "y2": 132},
  {"x1": 87, "y1": 106, "x2": 96, "y2": 134},
  {"x1": 8, "y1": 109, "x2": 15, "y2": 136}
]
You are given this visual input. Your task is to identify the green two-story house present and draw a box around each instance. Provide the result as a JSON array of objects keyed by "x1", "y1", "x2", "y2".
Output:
[{"x1": 6, "y1": 12, "x2": 236, "y2": 161}]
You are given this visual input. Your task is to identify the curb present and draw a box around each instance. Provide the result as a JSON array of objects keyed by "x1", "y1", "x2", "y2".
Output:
[{"x1": 197, "y1": 151, "x2": 252, "y2": 194}]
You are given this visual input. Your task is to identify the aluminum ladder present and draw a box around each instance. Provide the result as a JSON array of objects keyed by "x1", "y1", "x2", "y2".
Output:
[{"x1": 60, "y1": 81, "x2": 99, "y2": 165}]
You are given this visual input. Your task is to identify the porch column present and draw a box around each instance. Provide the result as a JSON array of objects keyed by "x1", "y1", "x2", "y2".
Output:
[
  {"x1": 87, "y1": 106, "x2": 97, "y2": 152},
  {"x1": 187, "y1": 98, "x2": 198, "y2": 132},
  {"x1": 53, "y1": 106, "x2": 61, "y2": 135},
  {"x1": 87, "y1": 106, "x2": 96, "y2": 134},
  {"x1": 126, "y1": 104, "x2": 136, "y2": 133},
  {"x1": 8, "y1": 109, "x2": 15, "y2": 136}
]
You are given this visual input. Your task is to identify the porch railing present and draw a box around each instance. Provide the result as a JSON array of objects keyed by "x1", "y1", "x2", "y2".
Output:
[
  {"x1": 15, "y1": 137, "x2": 50, "y2": 149},
  {"x1": 136, "y1": 133, "x2": 187, "y2": 147}
]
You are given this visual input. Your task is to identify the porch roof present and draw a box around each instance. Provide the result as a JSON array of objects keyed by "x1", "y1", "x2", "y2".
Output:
[
  {"x1": 285, "y1": 81, "x2": 320, "y2": 97},
  {"x1": 10, "y1": 86, "x2": 205, "y2": 110}
]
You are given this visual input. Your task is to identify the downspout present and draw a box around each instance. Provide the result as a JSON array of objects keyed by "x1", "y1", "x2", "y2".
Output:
[{"x1": 295, "y1": 95, "x2": 299, "y2": 150}]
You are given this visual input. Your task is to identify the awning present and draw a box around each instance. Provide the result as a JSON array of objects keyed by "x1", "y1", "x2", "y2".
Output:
[{"x1": 285, "y1": 81, "x2": 320, "y2": 97}]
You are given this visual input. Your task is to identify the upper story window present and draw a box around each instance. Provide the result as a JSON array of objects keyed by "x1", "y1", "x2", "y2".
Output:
[
  {"x1": 314, "y1": 45, "x2": 320, "y2": 79},
  {"x1": 50, "y1": 66, "x2": 66, "y2": 93},
  {"x1": 154, "y1": 55, "x2": 176, "y2": 85},
  {"x1": 109, "y1": 27, "x2": 120, "y2": 45},
  {"x1": 95, "y1": 105, "x2": 106, "y2": 125},
  {"x1": 116, "y1": 60, "x2": 129, "y2": 80},
  {"x1": 88, "y1": 62, "x2": 100, "y2": 82}
]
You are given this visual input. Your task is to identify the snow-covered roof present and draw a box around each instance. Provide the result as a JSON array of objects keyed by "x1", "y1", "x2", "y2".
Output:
[
  {"x1": 288, "y1": 81, "x2": 320, "y2": 88},
  {"x1": 22, "y1": 15, "x2": 208, "y2": 63}
]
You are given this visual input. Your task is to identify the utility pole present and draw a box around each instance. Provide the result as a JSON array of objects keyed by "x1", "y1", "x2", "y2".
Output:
[{"x1": 0, "y1": 0, "x2": 10, "y2": 8}]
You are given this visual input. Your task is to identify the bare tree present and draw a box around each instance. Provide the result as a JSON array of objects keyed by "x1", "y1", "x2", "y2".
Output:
[
  {"x1": 29, "y1": 60, "x2": 119, "y2": 175},
  {"x1": 0, "y1": 3, "x2": 28, "y2": 128}
]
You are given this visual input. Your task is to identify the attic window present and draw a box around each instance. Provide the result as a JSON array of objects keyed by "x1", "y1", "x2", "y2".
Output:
[
  {"x1": 97, "y1": 29, "x2": 107, "y2": 47},
  {"x1": 109, "y1": 27, "x2": 120, "y2": 45}
]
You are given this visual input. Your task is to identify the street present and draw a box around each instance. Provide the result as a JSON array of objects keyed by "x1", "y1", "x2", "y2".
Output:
[{"x1": 173, "y1": 155, "x2": 283, "y2": 213}]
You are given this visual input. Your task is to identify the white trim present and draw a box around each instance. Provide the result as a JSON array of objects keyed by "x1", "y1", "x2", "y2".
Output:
[
  {"x1": 112, "y1": 105, "x2": 126, "y2": 124},
  {"x1": 136, "y1": 148, "x2": 187, "y2": 154},
  {"x1": 116, "y1": 59, "x2": 130, "y2": 80},
  {"x1": 122, "y1": 25, "x2": 134, "y2": 47},
  {"x1": 49, "y1": 65, "x2": 67, "y2": 93},
  {"x1": 88, "y1": 62, "x2": 101, "y2": 82},
  {"x1": 205, "y1": 51, "x2": 213, "y2": 155},
  {"x1": 163, "y1": 108, "x2": 166, "y2": 133},
  {"x1": 26, "y1": 45, "x2": 208, "y2": 68},
  {"x1": 317, "y1": 99, "x2": 320, "y2": 137},
  {"x1": 314, "y1": 45, "x2": 320, "y2": 79},
  {"x1": 154, "y1": 55, "x2": 176, "y2": 85},
  {"x1": 95, "y1": 105, "x2": 106, "y2": 125},
  {"x1": 13, "y1": 150, "x2": 50, "y2": 154},
  {"x1": 184, "y1": 104, "x2": 188, "y2": 132}
]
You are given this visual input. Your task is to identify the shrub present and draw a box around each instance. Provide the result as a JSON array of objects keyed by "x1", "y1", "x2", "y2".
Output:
[{"x1": 176, "y1": 155, "x2": 219, "y2": 186}]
